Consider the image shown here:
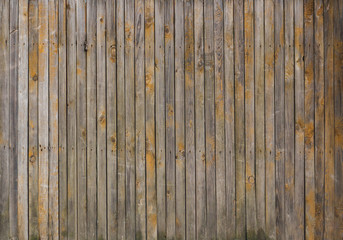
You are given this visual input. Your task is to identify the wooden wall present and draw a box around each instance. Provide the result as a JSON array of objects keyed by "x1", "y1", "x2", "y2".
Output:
[{"x1": 0, "y1": 0, "x2": 342, "y2": 239}]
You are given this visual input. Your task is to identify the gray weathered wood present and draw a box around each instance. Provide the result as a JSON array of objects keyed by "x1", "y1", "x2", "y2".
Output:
[
  {"x1": 204, "y1": 0, "x2": 216, "y2": 238},
  {"x1": 264, "y1": 0, "x2": 276, "y2": 238},
  {"x1": 275, "y1": 0, "x2": 285, "y2": 239},
  {"x1": 165, "y1": 0, "x2": 176, "y2": 238},
  {"x1": 234, "y1": 0, "x2": 245, "y2": 238},
  {"x1": 294, "y1": 0, "x2": 305, "y2": 239},
  {"x1": 224, "y1": 0, "x2": 235, "y2": 238},
  {"x1": 185, "y1": 0, "x2": 196, "y2": 239},
  {"x1": 254, "y1": 0, "x2": 265, "y2": 237},
  {"x1": 86, "y1": 0, "x2": 97, "y2": 237},
  {"x1": 0, "y1": 1, "x2": 10, "y2": 239},
  {"x1": 58, "y1": 0, "x2": 68, "y2": 238},
  {"x1": 107, "y1": 0, "x2": 117, "y2": 238},
  {"x1": 38, "y1": 0, "x2": 49, "y2": 238},
  {"x1": 48, "y1": 0, "x2": 59, "y2": 238},
  {"x1": 97, "y1": 0, "x2": 107, "y2": 238},
  {"x1": 18, "y1": 0, "x2": 29, "y2": 238},
  {"x1": 155, "y1": 0, "x2": 166, "y2": 238},
  {"x1": 175, "y1": 0, "x2": 185, "y2": 238},
  {"x1": 76, "y1": 0, "x2": 87, "y2": 238}
]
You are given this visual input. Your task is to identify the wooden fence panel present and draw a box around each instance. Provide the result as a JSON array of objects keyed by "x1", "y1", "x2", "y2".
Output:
[{"x1": 0, "y1": 0, "x2": 342, "y2": 239}]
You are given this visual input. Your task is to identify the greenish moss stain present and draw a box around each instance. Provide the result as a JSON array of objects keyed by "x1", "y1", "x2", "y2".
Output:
[
  {"x1": 98, "y1": 235, "x2": 105, "y2": 240},
  {"x1": 136, "y1": 231, "x2": 143, "y2": 240},
  {"x1": 157, "y1": 232, "x2": 166, "y2": 240},
  {"x1": 246, "y1": 228, "x2": 274, "y2": 240},
  {"x1": 29, "y1": 234, "x2": 39, "y2": 240}
]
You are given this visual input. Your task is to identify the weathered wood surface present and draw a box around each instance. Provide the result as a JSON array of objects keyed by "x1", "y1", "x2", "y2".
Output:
[{"x1": 0, "y1": 0, "x2": 342, "y2": 239}]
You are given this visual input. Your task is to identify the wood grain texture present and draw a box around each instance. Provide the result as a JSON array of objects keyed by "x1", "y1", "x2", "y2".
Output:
[{"x1": 0, "y1": 1, "x2": 341, "y2": 239}]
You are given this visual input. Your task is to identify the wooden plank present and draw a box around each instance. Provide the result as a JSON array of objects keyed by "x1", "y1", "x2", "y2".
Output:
[
  {"x1": 58, "y1": 0, "x2": 68, "y2": 238},
  {"x1": 233, "y1": 0, "x2": 245, "y2": 238},
  {"x1": 48, "y1": 0, "x2": 59, "y2": 238},
  {"x1": 9, "y1": 0, "x2": 19, "y2": 237},
  {"x1": 274, "y1": 0, "x2": 285, "y2": 239},
  {"x1": 97, "y1": 0, "x2": 107, "y2": 239},
  {"x1": 135, "y1": 0, "x2": 145, "y2": 238},
  {"x1": 18, "y1": 0, "x2": 29, "y2": 238},
  {"x1": 294, "y1": 0, "x2": 305, "y2": 238},
  {"x1": 185, "y1": 0, "x2": 196, "y2": 239},
  {"x1": 224, "y1": 0, "x2": 235, "y2": 238},
  {"x1": 254, "y1": 0, "x2": 265, "y2": 237},
  {"x1": 155, "y1": 0, "x2": 166, "y2": 238},
  {"x1": 304, "y1": 0, "x2": 315, "y2": 239},
  {"x1": 145, "y1": 0, "x2": 157, "y2": 238},
  {"x1": 214, "y1": 0, "x2": 225, "y2": 238},
  {"x1": 244, "y1": 0, "x2": 257, "y2": 238},
  {"x1": 66, "y1": 0, "x2": 77, "y2": 238},
  {"x1": 116, "y1": 0, "x2": 126, "y2": 238},
  {"x1": 76, "y1": 0, "x2": 87, "y2": 238},
  {"x1": 0, "y1": 0, "x2": 10, "y2": 238},
  {"x1": 334, "y1": 0, "x2": 343, "y2": 238},
  {"x1": 194, "y1": 0, "x2": 206, "y2": 238},
  {"x1": 165, "y1": 0, "x2": 176, "y2": 238},
  {"x1": 28, "y1": 0, "x2": 39, "y2": 237},
  {"x1": 86, "y1": 0, "x2": 97, "y2": 237},
  {"x1": 323, "y1": 0, "x2": 335, "y2": 239},
  {"x1": 264, "y1": 0, "x2": 276, "y2": 238},
  {"x1": 107, "y1": 0, "x2": 117, "y2": 238},
  {"x1": 124, "y1": 0, "x2": 136, "y2": 238},
  {"x1": 284, "y1": 0, "x2": 295, "y2": 239},
  {"x1": 314, "y1": 0, "x2": 325, "y2": 238},
  {"x1": 204, "y1": 0, "x2": 216, "y2": 238},
  {"x1": 175, "y1": 0, "x2": 185, "y2": 238},
  {"x1": 28, "y1": 0, "x2": 39, "y2": 238},
  {"x1": 38, "y1": 0, "x2": 49, "y2": 238}
]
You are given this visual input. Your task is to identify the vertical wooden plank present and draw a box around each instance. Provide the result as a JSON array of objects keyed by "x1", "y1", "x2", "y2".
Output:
[
  {"x1": 145, "y1": 0, "x2": 157, "y2": 238},
  {"x1": 107, "y1": 0, "x2": 117, "y2": 238},
  {"x1": 324, "y1": 0, "x2": 335, "y2": 239},
  {"x1": 234, "y1": 0, "x2": 245, "y2": 238},
  {"x1": 254, "y1": 0, "x2": 265, "y2": 237},
  {"x1": 185, "y1": 0, "x2": 196, "y2": 239},
  {"x1": 135, "y1": 0, "x2": 145, "y2": 238},
  {"x1": 76, "y1": 0, "x2": 87, "y2": 238},
  {"x1": 214, "y1": 0, "x2": 225, "y2": 238},
  {"x1": 334, "y1": 0, "x2": 343, "y2": 238},
  {"x1": 175, "y1": 0, "x2": 185, "y2": 238},
  {"x1": 165, "y1": 0, "x2": 176, "y2": 238},
  {"x1": 224, "y1": 0, "x2": 235, "y2": 238},
  {"x1": 18, "y1": 0, "x2": 29, "y2": 238},
  {"x1": 264, "y1": 0, "x2": 276, "y2": 238},
  {"x1": 204, "y1": 0, "x2": 216, "y2": 238},
  {"x1": 274, "y1": 0, "x2": 285, "y2": 239},
  {"x1": 48, "y1": 0, "x2": 59, "y2": 238},
  {"x1": 66, "y1": 0, "x2": 77, "y2": 238},
  {"x1": 97, "y1": 0, "x2": 107, "y2": 238},
  {"x1": 284, "y1": 0, "x2": 295, "y2": 239},
  {"x1": 314, "y1": 0, "x2": 325, "y2": 238},
  {"x1": 38, "y1": 0, "x2": 49, "y2": 238},
  {"x1": 86, "y1": 0, "x2": 97, "y2": 237},
  {"x1": 124, "y1": 0, "x2": 136, "y2": 237},
  {"x1": 194, "y1": 0, "x2": 206, "y2": 238},
  {"x1": 58, "y1": 0, "x2": 67, "y2": 238},
  {"x1": 28, "y1": 0, "x2": 39, "y2": 238},
  {"x1": 0, "y1": 0, "x2": 10, "y2": 238},
  {"x1": 294, "y1": 0, "x2": 305, "y2": 238},
  {"x1": 155, "y1": 0, "x2": 166, "y2": 238},
  {"x1": 9, "y1": 0, "x2": 19, "y2": 237},
  {"x1": 304, "y1": 0, "x2": 315, "y2": 238},
  {"x1": 116, "y1": 0, "x2": 126, "y2": 237},
  {"x1": 244, "y1": 0, "x2": 257, "y2": 238}
]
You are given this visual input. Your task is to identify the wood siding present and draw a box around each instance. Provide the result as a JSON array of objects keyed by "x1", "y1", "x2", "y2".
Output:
[{"x1": 0, "y1": 0, "x2": 342, "y2": 239}]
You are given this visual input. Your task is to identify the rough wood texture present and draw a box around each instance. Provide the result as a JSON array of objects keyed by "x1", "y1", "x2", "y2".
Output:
[{"x1": 0, "y1": 1, "x2": 342, "y2": 239}]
